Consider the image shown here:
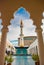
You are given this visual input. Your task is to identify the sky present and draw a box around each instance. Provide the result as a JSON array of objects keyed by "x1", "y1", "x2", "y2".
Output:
[{"x1": 0, "y1": 7, "x2": 44, "y2": 42}]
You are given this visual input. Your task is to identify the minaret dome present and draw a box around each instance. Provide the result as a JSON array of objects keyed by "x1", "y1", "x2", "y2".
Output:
[{"x1": 20, "y1": 20, "x2": 23, "y2": 27}]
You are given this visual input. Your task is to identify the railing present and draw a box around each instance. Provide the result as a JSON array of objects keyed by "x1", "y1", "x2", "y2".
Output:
[{"x1": 13, "y1": 54, "x2": 32, "y2": 56}]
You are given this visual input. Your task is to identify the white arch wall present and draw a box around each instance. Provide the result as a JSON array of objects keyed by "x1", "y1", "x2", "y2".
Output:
[
  {"x1": 28, "y1": 39, "x2": 38, "y2": 55},
  {"x1": 28, "y1": 33, "x2": 44, "y2": 55}
]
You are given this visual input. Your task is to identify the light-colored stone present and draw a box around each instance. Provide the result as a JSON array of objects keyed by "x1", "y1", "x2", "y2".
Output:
[
  {"x1": 35, "y1": 27, "x2": 44, "y2": 65},
  {"x1": 0, "y1": 0, "x2": 44, "y2": 65}
]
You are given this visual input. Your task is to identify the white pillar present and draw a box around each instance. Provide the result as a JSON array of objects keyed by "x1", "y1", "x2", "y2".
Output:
[
  {"x1": 36, "y1": 27, "x2": 44, "y2": 65},
  {"x1": 0, "y1": 26, "x2": 8, "y2": 65}
]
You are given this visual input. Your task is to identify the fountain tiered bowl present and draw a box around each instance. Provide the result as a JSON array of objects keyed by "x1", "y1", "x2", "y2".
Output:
[{"x1": 15, "y1": 46, "x2": 29, "y2": 49}]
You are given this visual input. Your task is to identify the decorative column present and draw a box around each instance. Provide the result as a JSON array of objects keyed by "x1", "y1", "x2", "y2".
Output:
[
  {"x1": 0, "y1": 25, "x2": 8, "y2": 65},
  {"x1": 0, "y1": 10, "x2": 13, "y2": 65},
  {"x1": 42, "y1": 12, "x2": 44, "y2": 49},
  {"x1": 34, "y1": 21, "x2": 44, "y2": 65}
]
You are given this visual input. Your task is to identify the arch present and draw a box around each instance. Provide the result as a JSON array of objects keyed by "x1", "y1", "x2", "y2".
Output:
[
  {"x1": 0, "y1": 0, "x2": 44, "y2": 21},
  {"x1": 0, "y1": 0, "x2": 44, "y2": 65},
  {"x1": 8, "y1": 7, "x2": 37, "y2": 47}
]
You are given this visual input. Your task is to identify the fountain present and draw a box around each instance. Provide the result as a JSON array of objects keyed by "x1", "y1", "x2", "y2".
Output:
[
  {"x1": 15, "y1": 20, "x2": 29, "y2": 49},
  {"x1": 12, "y1": 20, "x2": 35, "y2": 65}
]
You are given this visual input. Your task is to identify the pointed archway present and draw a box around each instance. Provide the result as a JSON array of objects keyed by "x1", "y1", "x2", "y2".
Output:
[{"x1": 0, "y1": 0, "x2": 44, "y2": 65}]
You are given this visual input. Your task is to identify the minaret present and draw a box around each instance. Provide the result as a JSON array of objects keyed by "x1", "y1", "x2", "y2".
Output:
[{"x1": 19, "y1": 20, "x2": 24, "y2": 47}]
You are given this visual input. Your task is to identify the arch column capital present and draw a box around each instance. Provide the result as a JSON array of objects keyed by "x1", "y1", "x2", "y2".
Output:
[
  {"x1": 35, "y1": 27, "x2": 43, "y2": 33},
  {"x1": 33, "y1": 20, "x2": 42, "y2": 28},
  {"x1": 1, "y1": 11, "x2": 14, "y2": 27},
  {"x1": 1, "y1": 26, "x2": 8, "y2": 33}
]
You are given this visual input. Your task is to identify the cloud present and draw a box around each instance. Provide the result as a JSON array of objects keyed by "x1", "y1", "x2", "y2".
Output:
[
  {"x1": 8, "y1": 19, "x2": 36, "y2": 41},
  {"x1": 23, "y1": 19, "x2": 36, "y2": 36},
  {"x1": 7, "y1": 26, "x2": 20, "y2": 40}
]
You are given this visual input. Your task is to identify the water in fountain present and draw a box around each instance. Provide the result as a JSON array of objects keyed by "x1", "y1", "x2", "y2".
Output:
[{"x1": 12, "y1": 48, "x2": 35, "y2": 65}]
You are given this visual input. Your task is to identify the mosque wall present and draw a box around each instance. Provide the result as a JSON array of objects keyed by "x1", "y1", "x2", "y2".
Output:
[
  {"x1": 18, "y1": 36, "x2": 37, "y2": 46},
  {"x1": 28, "y1": 33, "x2": 44, "y2": 55}
]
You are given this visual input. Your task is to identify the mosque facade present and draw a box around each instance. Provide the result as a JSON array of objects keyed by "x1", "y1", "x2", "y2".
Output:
[{"x1": 18, "y1": 36, "x2": 37, "y2": 46}]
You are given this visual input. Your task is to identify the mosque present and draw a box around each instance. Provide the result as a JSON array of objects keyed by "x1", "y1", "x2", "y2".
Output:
[{"x1": 0, "y1": 0, "x2": 44, "y2": 65}]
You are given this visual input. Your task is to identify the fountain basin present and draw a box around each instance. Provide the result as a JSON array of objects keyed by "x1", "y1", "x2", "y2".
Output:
[{"x1": 14, "y1": 46, "x2": 29, "y2": 49}]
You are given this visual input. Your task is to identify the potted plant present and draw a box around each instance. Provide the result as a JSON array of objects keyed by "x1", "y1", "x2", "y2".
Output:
[
  {"x1": 4, "y1": 55, "x2": 8, "y2": 65},
  {"x1": 7, "y1": 55, "x2": 14, "y2": 65},
  {"x1": 32, "y1": 54, "x2": 39, "y2": 65}
]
